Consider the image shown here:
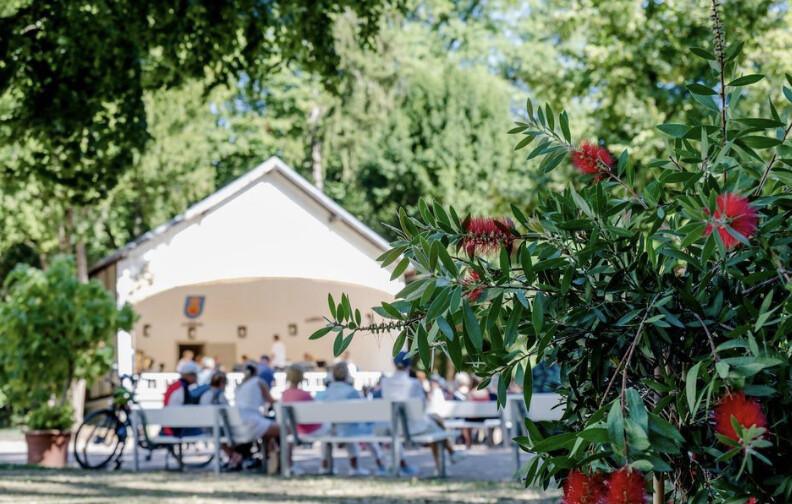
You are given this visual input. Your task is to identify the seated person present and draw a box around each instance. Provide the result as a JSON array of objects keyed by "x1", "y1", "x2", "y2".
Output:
[
  {"x1": 322, "y1": 362, "x2": 385, "y2": 476},
  {"x1": 199, "y1": 372, "x2": 242, "y2": 469},
  {"x1": 235, "y1": 363, "x2": 280, "y2": 469},
  {"x1": 162, "y1": 360, "x2": 201, "y2": 436},
  {"x1": 380, "y1": 352, "x2": 459, "y2": 475},
  {"x1": 257, "y1": 354, "x2": 275, "y2": 389}
]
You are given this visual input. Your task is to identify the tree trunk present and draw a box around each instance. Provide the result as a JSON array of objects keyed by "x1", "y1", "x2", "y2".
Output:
[
  {"x1": 653, "y1": 473, "x2": 665, "y2": 504},
  {"x1": 308, "y1": 104, "x2": 323, "y2": 191},
  {"x1": 66, "y1": 207, "x2": 89, "y2": 283}
]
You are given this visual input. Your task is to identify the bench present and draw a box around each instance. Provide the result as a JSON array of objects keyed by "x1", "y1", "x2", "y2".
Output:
[
  {"x1": 131, "y1": 405, "x2": 224, "y2": 473},
  {"x1": 131, "y1": 405, "x2": 262, "y2": 474},
  {"x1": 431, "y1": 400, "x2": 506, "y2": 446},
  {"x1": 276, "y1": 399, "x2": 454, "y2": 477},
  {"x1": 506, "y1": 393, "x2": 564, "y2": 473}
]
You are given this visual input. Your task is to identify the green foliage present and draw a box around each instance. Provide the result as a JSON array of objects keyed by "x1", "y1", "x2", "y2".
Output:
[
  {"x1": 0, "y1": 257, "x2": 135, "y2": 423},
  {"x1": 0, "y1": 0, "x2": 397, "y2": 204},
  {"x1": 314, "y1": 16, "x2": 792, "y2": 501},
  {"x1": 25, "y1": 404, "x2": 74, "y2": 432}
]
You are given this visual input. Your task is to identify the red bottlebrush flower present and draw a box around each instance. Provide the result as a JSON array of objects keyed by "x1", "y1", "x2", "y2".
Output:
[
  {"x1": 746, "y1": 498, "x2": 758, "y2": 504},
  {"x1": 703, "y1": 193, "x2": 758, "y2": 249},
  {"x1": 605, "y1": 468, "x2": 645, "y2": 504},
  {"x1": 571, "y1": 141, "x2": 615, "y2": 176},
  {"x1": 463, "y1": 270, "x2": 484, "y2": 302},
  {"x1": 460, "y1": 217, "x2": 515, "y2": 258},
  {"x1": 713, "y1": 391, "x2": 767, "y2": 442},
  {"x1": 563, "y1": 470, "x2": 606, "y2": 504}
]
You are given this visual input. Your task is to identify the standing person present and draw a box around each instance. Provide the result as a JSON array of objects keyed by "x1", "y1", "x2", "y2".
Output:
[
  {"x1": 380, "y1": 352, "x2": 459, "y2": 475},
  {"x1": 233, "y1": 354, "x2": 250, "y2": 372},
  {"x1": 257, "y1": 354, "x2": 275, "y2": 389},
  {"x1": 198, "y1": 356, "x2": 215, "y2": 386},
  {"x1": 176, "y1": 349, "x2": 195, "y2": 370},
  {"x1": 271, "y1": 335, "x2": 287, "y2": 370}
]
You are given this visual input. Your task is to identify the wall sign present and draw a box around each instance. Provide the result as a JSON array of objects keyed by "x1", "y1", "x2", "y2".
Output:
[{"x1": 184, "y1": 295, "x2": 205, "y2": 319}]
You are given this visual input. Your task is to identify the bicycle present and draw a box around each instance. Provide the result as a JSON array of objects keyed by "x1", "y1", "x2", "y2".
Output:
[{"x1": 73, "y1": 374, "x2": 215, "y2": 470}]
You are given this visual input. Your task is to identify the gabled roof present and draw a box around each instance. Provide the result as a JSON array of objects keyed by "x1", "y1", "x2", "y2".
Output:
[{"x1": 90, "y1": 156, "x2": 391, "y2": 274}]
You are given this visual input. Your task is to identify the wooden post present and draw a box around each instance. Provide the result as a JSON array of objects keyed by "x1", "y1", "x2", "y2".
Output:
[{"x1": 653, "y1": 473, "x2": 664, "y2": 504}]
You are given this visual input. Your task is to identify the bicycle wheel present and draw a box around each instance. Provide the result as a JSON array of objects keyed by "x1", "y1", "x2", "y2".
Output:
[
  {"x1": 73, "y1": 409, "x2": 125, "y2": 469},
  {"x1": 169, "y1": 441, "x2": 216, "y2": 469}
]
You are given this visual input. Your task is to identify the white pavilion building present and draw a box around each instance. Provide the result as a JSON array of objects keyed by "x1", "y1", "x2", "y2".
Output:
[{"x1": 90, "y1": 156, "x2": 403, "y2": 389}]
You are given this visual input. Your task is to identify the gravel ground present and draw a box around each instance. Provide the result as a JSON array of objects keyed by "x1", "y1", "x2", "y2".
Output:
[{"x1": 0, "y1": 466, "x2": 560, "y2": 503}]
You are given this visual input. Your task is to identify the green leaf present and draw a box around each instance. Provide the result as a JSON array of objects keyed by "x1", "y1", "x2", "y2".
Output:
[
  {"x1": 390, "y1": 257, "x2": 410, "y2": 280},
  {"x1": 741, "y1": 136, "x2": 782, "y2": 149},
  {"x1": 532, "y1": 292, "x2": 545, "y2": 333},
  {"x1": 687, "y1": 83, "x2": 716, "y2": 95},
  {"x1": 626, "y1": 388, "x2": 648, "y2": 432},
  {"x1": 416, "y1": 325, "x2": 431, "y2": 371},
  {"x1": 437, "y1": 246, "x2": 458, "y2": 276},
  {"x1": 559, "y1": 111, "x2": 571, "y2": 143},
  {"x1": 523, "y1": 361, "x2": 533, "y2": 413},
  {"x1": 686, "y1": 362, "x2": 702, "y2": 416},
  {"x1": 309, "y1": 326, "x2": 333, "y2": 340},
  {"x1": 689, "y1": 47, "x2": 715, "y2": 60},
  {"x1": 657, "y1": 124, "x2": 689, "y2": 138},
  {"x1": 727, "y1": 74, "x2": 764, "y2": 87},
  {"x1": 514, "y1": 135, "x2": 535, "y2": 151},
  {"x1": 392, "y1": 330, "x2": 407, "y2": 357},
  {"x1": 607, "y1": 401, "x2": 625, "y2": 454},
  {"x1": 327, "y1": 293, "x2": 336, "y2": 320},
  {"x1": 462, "y1": 300, "x2": 483, "y2": 352},
  {"x1": 734, "y1": 118, "x2": 785, "y2": 129}
]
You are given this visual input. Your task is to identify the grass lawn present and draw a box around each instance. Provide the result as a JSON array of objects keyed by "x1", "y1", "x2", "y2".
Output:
[{"x1": 0, "y1": 465, "x2": 560, "y2": 503}]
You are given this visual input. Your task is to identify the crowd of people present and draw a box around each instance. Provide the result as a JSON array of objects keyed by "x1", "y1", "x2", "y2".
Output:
[{"x1": 163, "y1": 339, "x2": 560, "y2": 475}]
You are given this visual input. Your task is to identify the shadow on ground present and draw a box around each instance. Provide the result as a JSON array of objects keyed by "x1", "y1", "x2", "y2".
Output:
[{"x1": 0, "y1": 466, "x2": 560, "y2": 503}]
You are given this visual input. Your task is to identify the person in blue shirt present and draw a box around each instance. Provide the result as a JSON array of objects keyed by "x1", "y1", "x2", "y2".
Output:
[
  {"x1": 322, "y1": 362, "x2": 386, "y2": 475},
  {"x1": 257, "y1": 354, "x2": 275, "y2": 389}
]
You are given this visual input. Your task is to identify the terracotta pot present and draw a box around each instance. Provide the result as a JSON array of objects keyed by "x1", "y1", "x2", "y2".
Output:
[{"x1": 25, "y1": 430, "x2": 71, "y2": 468}]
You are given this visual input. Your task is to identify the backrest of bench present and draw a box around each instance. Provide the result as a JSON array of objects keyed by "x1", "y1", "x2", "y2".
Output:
[
  {"x1": 134, "y1": 406, "x2": 219, "y2": 428},
  {"x1": 527, "y1": 393, "x2": 563, "y2": 421},
  {"x1": 285, "y1": 399, "x2": 393, "y2": 424},
  {"x1": 432, "y1": 400, "x2": 500, "y2": 419}
]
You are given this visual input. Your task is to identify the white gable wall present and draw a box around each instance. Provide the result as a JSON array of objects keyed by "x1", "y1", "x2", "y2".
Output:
[{"x1": 113, "y1": 161, "x2": 403, "y2": 374}]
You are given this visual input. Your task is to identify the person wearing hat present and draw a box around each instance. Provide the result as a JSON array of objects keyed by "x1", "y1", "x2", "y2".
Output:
[
  {"x1": 161, "y1": 360, "x2": 201, "y2": 436},
  {"x1": 380, "y1": 352, "x2": 460, "y2": 475}
]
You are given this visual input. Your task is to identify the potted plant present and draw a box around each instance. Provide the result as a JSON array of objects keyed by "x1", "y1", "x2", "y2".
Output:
[
  {"x1": 23, "y1": 404, "x2": 75, "y2": 467},
  {"x1": 0, "y1": 257, "x2": 134, "y2": 468}
]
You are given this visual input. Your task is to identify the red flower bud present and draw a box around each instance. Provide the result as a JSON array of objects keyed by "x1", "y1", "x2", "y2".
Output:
[
  {"x1": 605, "y1": 467, "x2": 645, "y2": 504},
  {"x1": 571, "y1": 141, "x2": 615, "y2": 177},
  {"x1": 463, "y1": 270, "x2": 484, "y2": 302},
  {"x1": 703, "y1": 193, "x2": 758, "y2": 249},
  {"x1": 563, "y1": 470, "x2": 606, "y2": 504},
  {"x1": 460, "y1": 217, "x2": 515, "y2": 258},
  {"x1": 713, "y1": 391, "x2": 767, "y2": 442}
]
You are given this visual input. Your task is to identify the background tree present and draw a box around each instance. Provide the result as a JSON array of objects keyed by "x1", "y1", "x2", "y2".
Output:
[{"x1": 0, "y1": 0, "x2": 398, "y2": 279}]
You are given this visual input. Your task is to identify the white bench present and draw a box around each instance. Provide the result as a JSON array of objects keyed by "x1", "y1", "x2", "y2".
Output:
[
  {"x1": 431, "y1": 400, "x2": 506, "y2": 446},
  {"x1": 131, "y1": 405, "x2": 265, "y2": 474},
  {"x1": 131, "y1": 405, "x2": 224, "y2": 473},
  {"x1": 507, "y1": 393, "x2": 564, "y2": 473},
  {"x1": 276, "y1": 399, "x2": 454, "y2": 477}
]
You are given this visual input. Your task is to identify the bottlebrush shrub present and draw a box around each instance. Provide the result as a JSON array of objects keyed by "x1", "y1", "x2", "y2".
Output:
[{"x1": 311, "y1": 13, "x2": 792, "y2": 504}]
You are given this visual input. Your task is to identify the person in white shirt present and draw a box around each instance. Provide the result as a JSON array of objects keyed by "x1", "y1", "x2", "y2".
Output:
[
  {"x1": 380, "y1": 352, "x2": 459, "y2": 475},
  {"x1": 235, "y1": 364, "x2": 280, "y2": 443},
  {"x1": 271, "y1": 334, "x2": 287, "y2": 369}
]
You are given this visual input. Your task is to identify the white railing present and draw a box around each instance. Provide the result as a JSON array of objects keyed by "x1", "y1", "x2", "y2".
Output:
[{"x1": 134, "y1": 371, "x2": 383, "y2": 409}]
